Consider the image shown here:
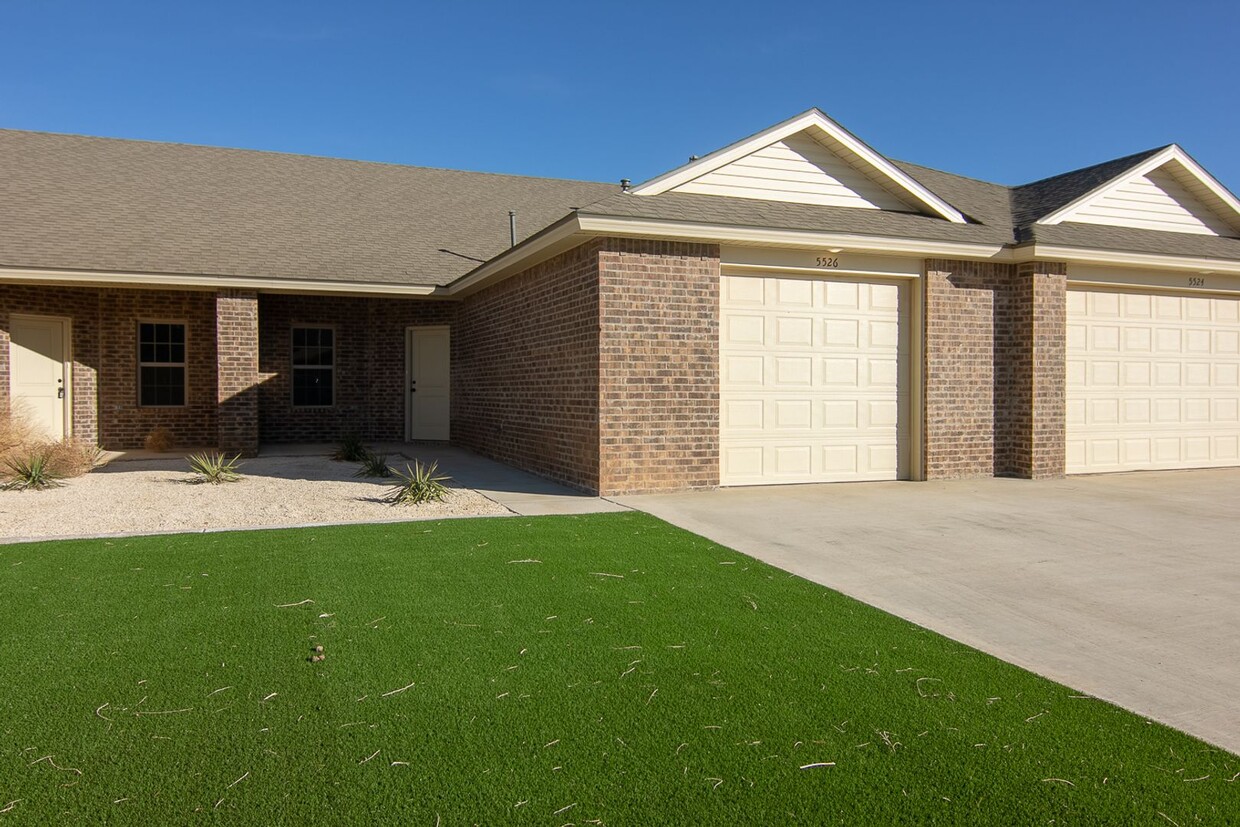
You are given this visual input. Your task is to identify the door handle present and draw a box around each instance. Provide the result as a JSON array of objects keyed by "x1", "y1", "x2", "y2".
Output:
[{"x1": 58, "y1": 388, "x2": 65, "y2": 399}]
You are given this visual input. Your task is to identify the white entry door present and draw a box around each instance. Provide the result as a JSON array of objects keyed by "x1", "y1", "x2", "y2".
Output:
[
  {"x1": 406, "y1": 326, "x2": 450, "y2": 440},
  {"x1": 720, "y1": 274, "x2": 908, "y2": 485},
  {"x1": 10, "y1": 316, "x2": 69, "y2": 441}
]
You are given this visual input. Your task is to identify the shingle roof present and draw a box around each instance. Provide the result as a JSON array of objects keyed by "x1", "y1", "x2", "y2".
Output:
[
  {"x1": 1009, "y1": 147, "x2": 1168, "y2": 229},
  {"x1": 0, "y1": 129, "x2": 616, "y2": 286},
  {"x1": 3, "y1": 128, "x2": 1238, "y2": 290}
]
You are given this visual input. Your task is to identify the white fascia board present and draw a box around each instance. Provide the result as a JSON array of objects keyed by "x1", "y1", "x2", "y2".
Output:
[
  {"x1": 1017, "y1": 244, "x2": 1240, "y2": 275},
  {"x1": 630, "y1": 109, "x2": 968, "y2": 224},
  {"x1": 575, "y1": 214, "x2": 1003, "y2": 259},
  {"x1": 1039, "y1": 145, "x2": 1240, "y2": 230},
  {"x1": 0, "y1": 267, "x2": 440, "y2": 296}
]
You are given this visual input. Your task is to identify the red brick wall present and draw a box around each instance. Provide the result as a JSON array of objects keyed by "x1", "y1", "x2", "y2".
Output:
[
  {"x1": 0, "y1": 284, "x2": 101, "y2": 444},
  {"x1": 598, "y1": 238, "x2": 720, "y2": 495},
  {"x1": 454, "y1": 241, "x2": 603, "y2": 492},
  {"x1": 258, "y1": 294, "x2": 455, "y2": 443}
]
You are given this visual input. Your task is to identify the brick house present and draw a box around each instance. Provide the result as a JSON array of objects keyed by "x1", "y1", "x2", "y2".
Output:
[{"x1": 3, "y1": 109, "x2": 1239, "y2": 494}]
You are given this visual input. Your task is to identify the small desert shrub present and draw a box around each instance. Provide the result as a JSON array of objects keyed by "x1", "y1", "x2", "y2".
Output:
[
  {"x1": 333, "y1": 433, "x2": 369, "y2": 463},
  {"x1": 45, "y1": 439, "x2": 105, "y2": 477},
  {"x1": 186, "y1": 451, "x2": 244, "y2": 485},
  {"x1": 384, "y1": 460, "x2": 450, "y2": 505},
  {"x1": 1, "y1": 407, "x2": 101, "y2": 485},
  {"x1": 2, "y1": 451, "x2": 65, "y2": 491},
  {"x1": 1, "y1": 406, "x2": 39, "y2": 455},
  {"x1": 144, "y1": 427, "x2": 175, "y2": 452},
  {"x1": 354, "y1": 451, "x2": 393, "y2": 478}
]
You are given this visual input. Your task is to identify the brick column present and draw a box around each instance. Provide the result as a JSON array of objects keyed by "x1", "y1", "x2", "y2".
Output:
[
  {"x1": 598, "y1": 238, "x2": 720, "y2": 495},
  {"x1": 1017, "y1": 262, "x2": 1067, "y2": 479},
  {"x1": 216, "y1": 290, "x2": 260, "y2": 456},
  {"x1": 922, "y1": 259, "x2": 1011, "y2": 478}
]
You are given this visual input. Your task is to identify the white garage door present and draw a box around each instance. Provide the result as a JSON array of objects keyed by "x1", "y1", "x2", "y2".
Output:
[
  {"x1": 720, "y1": 273, "x2": 908, "y2": 485},
  {"x1": 1066, "y1": 287, "x2": 1240, "y2": 473}
]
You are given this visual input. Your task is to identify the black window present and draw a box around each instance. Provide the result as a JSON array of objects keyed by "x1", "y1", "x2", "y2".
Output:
[
  {"x1": 292, "y1": 327, "x2": 334, "y2": 407},
  {"x1": 138, "y1": 322, "x2": 186, "y2": 407}
]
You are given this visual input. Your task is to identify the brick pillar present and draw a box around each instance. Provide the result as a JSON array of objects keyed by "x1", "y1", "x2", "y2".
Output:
[
  {"x1": 216, "y1": 290, "x2": 260, "y2": 456},
  {"x1": 597, "y1": 239, "x2": 720, "y2": 495},
  {"x1": 1018, "y1": 262, "x2": 1067, "y2": 479}
]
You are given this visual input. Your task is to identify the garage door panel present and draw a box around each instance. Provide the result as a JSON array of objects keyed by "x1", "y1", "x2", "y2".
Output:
[
  {"x1": 1067, "y1": 286, "x2": 1240, "y2": 474},
  {"x1": 721, "y1": 273, "x2": 907, "y2": 485}
]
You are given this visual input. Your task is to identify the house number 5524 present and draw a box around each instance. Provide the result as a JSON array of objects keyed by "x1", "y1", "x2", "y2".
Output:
[
  {"x1": 1188, "y1": 277, "x2": 1206, "y2": 287},
  {"x1": 816, "y1": 256, "x2": 840, "y2": 268}
]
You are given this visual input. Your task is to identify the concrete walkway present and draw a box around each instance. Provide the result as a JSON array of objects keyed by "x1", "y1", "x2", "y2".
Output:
[
  {"x1": 259, "y1": 443, "x2": 627, "y2": 517},
  {"x1": 618, "y1": 470, "x2": 1240, "y2": 755}
]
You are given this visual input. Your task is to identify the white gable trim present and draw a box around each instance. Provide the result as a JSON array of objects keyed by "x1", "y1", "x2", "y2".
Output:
[
  {"x1": 630, "y1": 109, "x2": 968, "y2": 224},
  {"x1": 1038, "y1": 145, "x2": 1240, "y2": 234}
]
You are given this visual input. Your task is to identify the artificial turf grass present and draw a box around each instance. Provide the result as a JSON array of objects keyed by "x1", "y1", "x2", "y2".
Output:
[{"x1": 0, "y1": 513, "x2": 1235, "y2": 825}]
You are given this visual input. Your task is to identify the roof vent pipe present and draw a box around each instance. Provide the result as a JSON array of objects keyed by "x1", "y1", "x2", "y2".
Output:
[
  {"x1": 620, "y1": 178, "x2": 631, "y2": 192},
  {"x1": 508, "y1": 210, "x2": 517, "y2": 247}
]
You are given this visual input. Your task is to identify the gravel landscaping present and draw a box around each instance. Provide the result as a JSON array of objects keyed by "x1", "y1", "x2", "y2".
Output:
[{"x1": 0, "y1": 452, "x2": 510, "y2": 542}]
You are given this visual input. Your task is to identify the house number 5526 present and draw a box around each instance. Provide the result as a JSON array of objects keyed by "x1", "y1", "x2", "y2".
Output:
[{"x1": 816, "y1": 256, "x2": 840, "y2": 268}]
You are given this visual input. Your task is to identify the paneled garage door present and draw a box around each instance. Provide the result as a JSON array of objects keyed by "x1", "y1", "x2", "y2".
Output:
[
  {"x1": 1066, "y1": 287, "x2": 1240, "y2": 473},
  {"x1": 720, "y1": 273, "x2": 908, "y2": 485}
]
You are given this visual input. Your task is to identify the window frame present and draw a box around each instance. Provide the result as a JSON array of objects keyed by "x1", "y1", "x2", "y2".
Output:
[
  {"x1": 290, "y1": 324, "x2": 336, "y2": 408},
  {"x1": 136, "y1": 319, "x2": 189, "y2": 408}
]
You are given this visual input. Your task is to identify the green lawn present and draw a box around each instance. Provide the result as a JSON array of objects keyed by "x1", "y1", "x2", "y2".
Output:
[{"x1": 0, "y1": 513, "x2": 1235, "y2": 824}]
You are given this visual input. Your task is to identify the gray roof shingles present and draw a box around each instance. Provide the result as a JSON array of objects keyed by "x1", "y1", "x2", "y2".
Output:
[
  {"x1": 2, "y1": 128, "x2": 1237, "y2": 290},
  {"x1": 0, "y1": 129, "x2": 616, "y2": 286}
]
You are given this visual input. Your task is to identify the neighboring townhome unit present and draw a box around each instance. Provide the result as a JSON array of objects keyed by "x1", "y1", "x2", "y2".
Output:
[{"x1": 3, "y1": 109, "x2": 1239, "y2": 494}]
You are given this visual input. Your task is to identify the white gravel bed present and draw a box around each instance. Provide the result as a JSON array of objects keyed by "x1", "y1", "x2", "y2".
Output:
[{"x1": 0, "y1": 453, "x2": 511, "y2": 543}]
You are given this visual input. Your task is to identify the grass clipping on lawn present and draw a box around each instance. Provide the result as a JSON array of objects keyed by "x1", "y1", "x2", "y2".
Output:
[{"x1": 0, "y1": 513, "x2": 1235, "y2": 824}]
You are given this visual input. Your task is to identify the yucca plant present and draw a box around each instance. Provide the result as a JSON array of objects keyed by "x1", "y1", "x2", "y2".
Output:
[
  {"x1": 186, "y1": 451, "x2": 244, "y2": 485},
  {"x1": 353, "y1": 451, "x2": 393, "y2": 478},
  {"x1": 333, "y1": 432, "x2": 369, "y2": 462},
  {"x1": 2, "y1": 451, "x2": 65, "y2": 491},
  {"x1": 383, "y1": 460, "x2": 451, "y2": 505}
]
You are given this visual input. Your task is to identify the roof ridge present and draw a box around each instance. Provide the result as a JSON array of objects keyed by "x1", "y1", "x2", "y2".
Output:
[
  {"x1": 0, "y1": 126, "x2": 613, "y2": 188},
  {"x1": 1012, "y1": 145, "x2": 1171, "y2": 191}
]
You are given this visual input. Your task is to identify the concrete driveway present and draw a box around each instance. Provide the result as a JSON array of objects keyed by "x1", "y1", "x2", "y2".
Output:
[{"x1": 617, "y1": 470, "x2": 1240, "y2": 755}]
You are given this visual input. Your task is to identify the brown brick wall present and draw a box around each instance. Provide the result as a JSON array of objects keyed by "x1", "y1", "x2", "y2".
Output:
[
  {"x1": 0, "y1": 285, "x2": 221, "y2": 450},
  {"x1": 598, "y1": 238, "x2": 720, "y2": 495},
  {"x1": 216, "y1": 290, "x2": 259, "y2": 455},
  {"x1": 923, "y1": 260, "x2": 1012, "y2": 478},
  {"x1": 98, "y1": 289, "x2": 219, "y2": 449},
  {"x1": 1023, "y1": 262, "x2": 1067, "y2": 479},
  {"x1": 258, "y1": 294, "x2": 456, "y2": 443},
  {"x1": 454, "y1": 241, "x2": 602, "y2": 491},
  {"x1": 924, "y1": 259, "x2": 1067, "y2": 480},
  {"x1": 0, "y1": 284, "x2": 101, "y2": 444}
]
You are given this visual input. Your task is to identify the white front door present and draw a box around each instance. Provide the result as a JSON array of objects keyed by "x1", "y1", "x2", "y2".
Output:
[
  {"x1": 406, "y1": 326, "x2": 450, "y2": 440},
  {"x1": 10, "y1": 316, "x2": 69, "y2": 441}
]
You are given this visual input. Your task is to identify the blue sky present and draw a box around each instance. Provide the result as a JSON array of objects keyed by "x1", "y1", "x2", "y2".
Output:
[{"x1": 3, "y1": 1, "x2": 1237, "y2": 192}]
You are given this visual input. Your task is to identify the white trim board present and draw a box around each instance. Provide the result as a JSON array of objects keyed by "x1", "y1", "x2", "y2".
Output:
[{"x1": 631, "y1": 109, "x2": 968, "y2": 225}]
